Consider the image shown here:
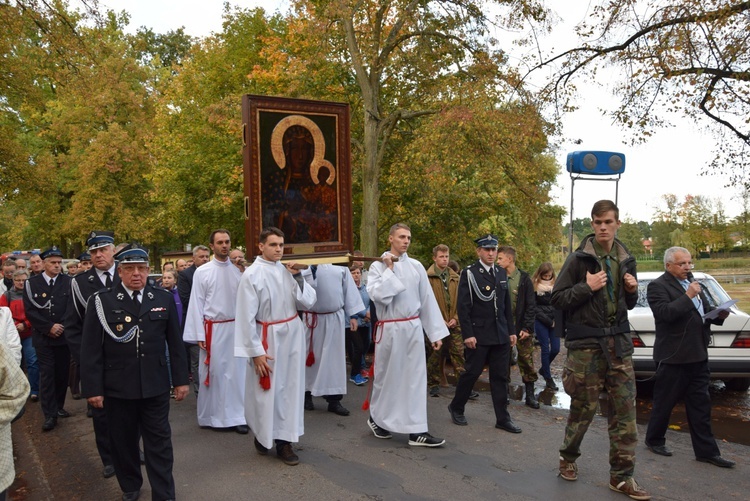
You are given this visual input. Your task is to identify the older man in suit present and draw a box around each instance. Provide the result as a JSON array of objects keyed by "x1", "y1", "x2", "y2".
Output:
[
  {"x1": 23, "y1": 246, "x2": 71, "y2": 432},
  {"x1": 645, "y1": 246, "x2": 735, "y2": 468},
  {"x1": 448, "y1": 234, "x2": 520, "y2": 433},
  {"x1": 81, "y1": 244, "x2": 189, "y2": 501}
]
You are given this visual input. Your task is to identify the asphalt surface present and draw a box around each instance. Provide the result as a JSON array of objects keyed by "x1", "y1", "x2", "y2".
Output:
[{"x1": 9, "y1": 363, "x2": 750, "y2": 501}]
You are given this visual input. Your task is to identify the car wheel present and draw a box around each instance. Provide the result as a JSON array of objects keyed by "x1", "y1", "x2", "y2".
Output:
[{"x1": 723, "y1": 378, "x2": 750, "y2": 392}]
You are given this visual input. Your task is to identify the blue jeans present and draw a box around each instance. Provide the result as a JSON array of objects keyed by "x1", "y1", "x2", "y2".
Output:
[
  {"x1": 535, "y1": 320, "x2": 560, "y2": 380},
  {"x1": 21, "y1": 336, "x2": 40, "y2": 395}
]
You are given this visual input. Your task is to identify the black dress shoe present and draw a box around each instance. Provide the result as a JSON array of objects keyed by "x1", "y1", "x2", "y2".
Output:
[
  {"x1": 42, "y1": 416, "x2": 57, "y2": 431},
  {"x1": 327, "y1": 402, "x2": 350, "y2": 416},
  {"x1": 57, "y1": 409, "x2": 71, "y2": 418},
  {"x1": 86, "y1": 406, "x2": 94, "y2": 418},
  {"x1": 645, "y1": 442, "x2": 673, "y2": 456},
  {"x1": 235, "y1": 424, "x2": 250, "y2": 434},
  {"x1": 102, "y1": 464, "x2": 116, "y2": 478},
  {"x1": 122, "y1": 490, "x2": 140, "y2": 501},
  {"x1": 468, "y1": 391, "x2": 480, "y2": 400},
  {"x1": 254, "y1": 437, "x2": 269, "y2": 456},
  {"x1": 697, "y1": 455, "x2": 736, "y2": 468},
  {"x1": 495, "y1": 420, "x2": 522, "y2": 433},
  {"x1": 448, "y1": 404, "x2": 468, "y2": 426},
  {"x1": 304, "y1": 392, "x2": 315, "y2": 411}
]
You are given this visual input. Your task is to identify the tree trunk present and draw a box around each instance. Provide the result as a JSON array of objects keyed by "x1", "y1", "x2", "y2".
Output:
[{"x1": 360, "y1": 102, "x2": 381, "y2": 257}]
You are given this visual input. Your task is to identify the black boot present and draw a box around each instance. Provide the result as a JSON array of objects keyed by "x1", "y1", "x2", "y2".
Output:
[
  {"x1": 525, "y1": 382, "x2": 539, "y2": 409},
  {"x1": 304, "y1": 391, "x2": 314, "y2": 410}
]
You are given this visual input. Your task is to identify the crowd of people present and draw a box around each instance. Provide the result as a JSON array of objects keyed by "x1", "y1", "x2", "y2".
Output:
[{"x1": 1, "y1": 199, "x2": 738, "y2": 501}]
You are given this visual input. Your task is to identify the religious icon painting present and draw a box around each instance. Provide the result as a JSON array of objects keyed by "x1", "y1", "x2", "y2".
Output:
[{"x1": 242, "y1": 95, "x2": 353, "y2": 260}]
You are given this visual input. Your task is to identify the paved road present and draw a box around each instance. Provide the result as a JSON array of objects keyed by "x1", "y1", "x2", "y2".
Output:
[{"x1": 10, "y1": 371, "x2": 750, "y2": 501}]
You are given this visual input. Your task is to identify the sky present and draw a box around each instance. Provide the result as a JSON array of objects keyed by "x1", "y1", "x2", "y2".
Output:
[{"x1": 100, "y1": 0, "x2": 743, "y2": 224}]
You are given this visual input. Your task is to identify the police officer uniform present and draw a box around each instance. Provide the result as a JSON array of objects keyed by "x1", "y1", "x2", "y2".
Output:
[
  {"x1": 448, "y1": 235, "x2": 520, "y2": 432},
  {"x1": 81, "y1": 244, "x2": 188, "y2": 501},
  {"x1": 63, "y1": 231, "x2": 118, "y2": 477},
  {"x1": 23, "y1": 246, "x2": 71, "y2": 431}
]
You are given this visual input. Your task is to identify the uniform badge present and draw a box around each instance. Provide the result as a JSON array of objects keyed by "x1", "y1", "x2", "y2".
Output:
[
  {"x1": 116, "y1": 324, "x2": 123, "y2": 331},
  {"x1": 88, "y1": 275, "x2": 95, "y2": 282},
  {"x1": 117, "y1": 293, "x2": 124, "y2": 300},
  {"x1": 147, "y1": 292, "x2": 154, "y2": 300},
  {"x1": 124, "y1": 316, "x2": 132, "y2": 323}
]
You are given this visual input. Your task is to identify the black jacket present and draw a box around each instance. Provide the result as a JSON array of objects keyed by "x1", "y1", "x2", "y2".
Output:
[
  {"x1": 535, "y1": 289, "x2": 555, "y2": 328},
  {"x1": 178, "y1": 264, "x2": 197, "y2": 329},
  {"x1": 647, "y1": 272, "x2": 724, "y2": 365},
  {"x1": 23, "y1": 273, "x2": 71, "y2": 348},
  {"x1": 457, "y1": 261, "x2": 515, "y2": 345},
  {"x1": 80, "y1": 283, "x2": 188, "y2": 400},
  {"x1": 512, "y1": 269, "x2": 536, "y2": 335},
  {"x1": 63, "y1": 267, "x2": 120, "y2": 364},
  {"x1": 551, "y1": 234, "x2": 637, "y2": 354}
]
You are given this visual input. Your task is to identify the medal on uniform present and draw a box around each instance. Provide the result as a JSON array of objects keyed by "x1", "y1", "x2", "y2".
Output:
[
  {"x1": 125, "y1": 316, "x2": 131, "y2": 322},
  {"x1": 116, "y1": 324, "x2": 123, "y2": 332}
]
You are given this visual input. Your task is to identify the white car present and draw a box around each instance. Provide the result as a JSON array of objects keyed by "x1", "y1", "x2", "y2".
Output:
[{"x1": 629, "y1": 271, "x2": 750, "y2": 391}]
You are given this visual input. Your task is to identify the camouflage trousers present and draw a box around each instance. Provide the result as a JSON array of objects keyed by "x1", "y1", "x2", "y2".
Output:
[
  {"x1": 509, "y1": 335, "x2": 538, "y2": 383},
  {"x1": 559, "y1": 340, "x2": 637, "y2": 481},
  {"x1": 426, "y1": 327, "x2": 465, "y2": 388}
]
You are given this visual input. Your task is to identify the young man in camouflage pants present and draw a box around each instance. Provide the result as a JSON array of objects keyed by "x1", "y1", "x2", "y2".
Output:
[{"x1": 551, "y1": 200, "x2": 650, "y2": 501}]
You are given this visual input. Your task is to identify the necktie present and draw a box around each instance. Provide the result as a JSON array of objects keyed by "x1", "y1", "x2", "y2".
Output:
[
  {"x1": 49, "y1": 278, "x2": 54, "y2": 288},
  {"x1": 132, "y1": 290, "x2": 140, "y2": 305},
  {"x1": 103, "y1": 271, "x2": 112, "y2": 288},
  {"x1": 310, "y1": 265, "x2": 318, "y2": 280},
  {"x1": 681, "y1": 280, "x2": 704, "y2": 315},
  {"x1": 604, "y1": 256, "x2": 615, "y2": 302},
  {"x1": 489, "y1": 266, "x2": 495, "y2": 278}
]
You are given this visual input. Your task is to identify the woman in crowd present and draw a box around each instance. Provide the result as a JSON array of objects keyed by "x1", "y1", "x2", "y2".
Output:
[
  {"x1": 347, "y1": 266, "x2": 371, "y2": 386},
  {"x1": 532, "y1": 262, "x2": 560, "y2": 390},
  {"x1": 0, "y1": 269, "x2": 38, "y2": 400}
]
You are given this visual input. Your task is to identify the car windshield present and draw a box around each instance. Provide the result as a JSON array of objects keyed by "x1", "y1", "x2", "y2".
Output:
[{"x1": 636, "y1": 276, "x2": 732, "y2": 309}]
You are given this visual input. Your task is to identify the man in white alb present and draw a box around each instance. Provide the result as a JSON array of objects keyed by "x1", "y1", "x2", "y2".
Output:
[
  {"x1": 366, "y1": 223, "x2": 448, "y2": 447},
  {"x1": 183, "y1": 229, "x2": 247, "y2": 433},
  {"x1": 302, "y1": 264, "x2": 364, "y2": 416},
  {"x1": 234, "y1": 227, "x2": 316, "y2": 466}
]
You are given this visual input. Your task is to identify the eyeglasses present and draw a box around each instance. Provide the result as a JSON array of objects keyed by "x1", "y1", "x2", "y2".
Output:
[{"x1": 668, "y1": 261, "x2": 694, "y2": 269}]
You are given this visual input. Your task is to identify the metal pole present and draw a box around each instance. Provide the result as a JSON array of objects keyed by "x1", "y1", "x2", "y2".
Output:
[{"x1": 569, "y1": 175, "x2": 575, "y2": 255}]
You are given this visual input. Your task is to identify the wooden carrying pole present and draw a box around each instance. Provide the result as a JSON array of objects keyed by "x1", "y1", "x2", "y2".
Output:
[{"x1": 281, "y1": 253, "x2": 399, "y2": 269}]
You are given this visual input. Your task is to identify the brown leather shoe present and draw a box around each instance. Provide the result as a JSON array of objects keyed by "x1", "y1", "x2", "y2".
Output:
[
  {"x1": 609, "y1": 477, "x2": 651, "y2": 500},
  {"x1": 558, "y1": 457, "x2": 577, "y2": 481},
  {"x1": 277, "y1": 443, "x2": 299, "y2": 466}
]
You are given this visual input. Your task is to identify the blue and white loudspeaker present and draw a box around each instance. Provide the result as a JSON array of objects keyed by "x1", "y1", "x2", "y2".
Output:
[{"x1": 566, "y1": 151, "x2": 626, "y2": 175}]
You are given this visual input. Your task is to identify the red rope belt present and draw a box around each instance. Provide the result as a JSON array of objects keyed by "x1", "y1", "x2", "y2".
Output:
[
  {"x1": 302, "y1": 310, "x2": 337, "y2": 367},
  {"x1": 362, "y1": 314, "x2": 420, "y2": 410},
  {"x1": 255, "y1": 314, "x2": 298, "y2": 390},
  {"x1": 203, "y1": 318, "x2": 235, "y2": 387}
]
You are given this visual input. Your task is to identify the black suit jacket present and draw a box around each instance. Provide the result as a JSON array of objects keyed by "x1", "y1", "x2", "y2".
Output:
[
  {"x1": 63, "y1": 267, "x2": 121, "y2": 364},
  {"x1": 177, "y1": 264, "x2": 197, "y2": 328},
  {"x1": 457, "y1": 261, "x2": 515, "y2": 345},
  {"x1": 23, "y1": 273, "x2": 71, "y2": 347},
  {"x1": 80, "y1": 283, "x2": 188, "y2": 399},
  {"x1": 647, "y1": 272, "x2": 724, "y2": 365}
]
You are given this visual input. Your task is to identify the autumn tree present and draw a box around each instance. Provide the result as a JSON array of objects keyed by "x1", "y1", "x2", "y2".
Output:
[
  {"x1": 529, "y1": 0, "x2": 750, "y2": 182},
  {"x1": 263, "y1": 0, "x2": 551, "y2": 256}
]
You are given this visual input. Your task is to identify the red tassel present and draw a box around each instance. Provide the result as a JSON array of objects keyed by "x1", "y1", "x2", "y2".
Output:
[
  {"x1": 259, "y1": 375, "x2": 270, "y2": 391},
  {"x1": 361, "y1": 399, "x2": 369, "y2": 410},
  {"x1": 306, "y1": 351, "x2": 315, "y2": 367}
]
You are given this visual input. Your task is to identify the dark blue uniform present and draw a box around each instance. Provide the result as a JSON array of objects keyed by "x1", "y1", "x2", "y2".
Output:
[
  {"x1": 81, "y1": 282, "x2": 188, "y2": 500},
  {"x1": 64, "y1": 267, "x2": 119, "y2": 470},
  {"x1": 23, "y1": 272, "x2": 71, "y2": 422},
  {"x1": 450, "y1": 261, "x2": 516, "y2": 425}
]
